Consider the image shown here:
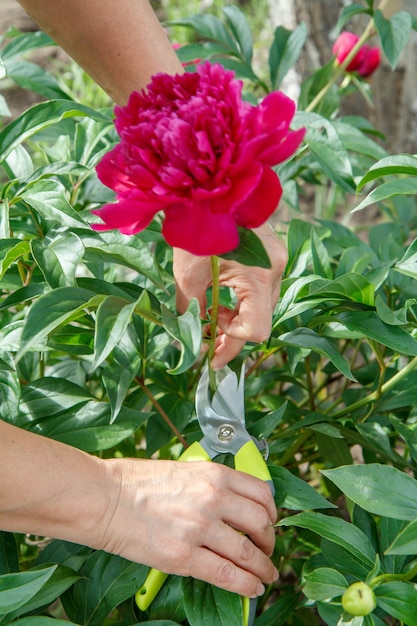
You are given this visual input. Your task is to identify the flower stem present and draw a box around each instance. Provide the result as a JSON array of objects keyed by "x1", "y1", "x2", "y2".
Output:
[
  {"x1": 135, "y1": 376, "x2": 189, "y2": 449},
  {"x1": 208, "y1": 255, "x2": 220, "y2": 392},
  {"x1": 333, "y1": 355, "x2": 417, "y2": 419},
  {"x1": 305, "y1": 0, "x2": 388, "y2": 113}
]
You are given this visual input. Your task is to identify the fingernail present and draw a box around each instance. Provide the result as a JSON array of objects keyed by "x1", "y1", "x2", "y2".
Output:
[
  {"x1": 256, "y1": 583, "x2": 265, "y2": 596},
  {"x1": 273, "y1": 567, "x2": 279, "y2": 581}
]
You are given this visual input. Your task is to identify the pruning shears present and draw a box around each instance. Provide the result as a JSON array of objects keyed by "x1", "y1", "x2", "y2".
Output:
[{"x1": 135, "y1": 364, "x2": 275, "y2": 625}]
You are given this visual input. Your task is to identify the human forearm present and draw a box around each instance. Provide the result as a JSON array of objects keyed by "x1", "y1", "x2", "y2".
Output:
[
  {"x1": 0, "y1": 419, "x2": 112, "y2": 547},
  {"x1": 16, "y1": 0, "x2": 183, "y2": 104}
]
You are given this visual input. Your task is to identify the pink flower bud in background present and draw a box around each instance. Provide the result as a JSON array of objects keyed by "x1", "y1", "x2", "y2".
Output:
[{"x1": 332, "y1": 31, "x2": 381, "y2": 78}]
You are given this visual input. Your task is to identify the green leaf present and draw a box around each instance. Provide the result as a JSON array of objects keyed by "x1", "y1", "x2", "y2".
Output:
[
  {"x1": 0, "y1": 532, "x2": 18, "y2": 575},
  {"x1": 354, "y1": 178, "x2": 417, "y2": 213},
  {"x1": 357, "y1": 154, "x2": 417, "y2": 191},
  {"x1": 374, "y1": 581, "x2": 417, "y2": 625},
  {"x1": 0, "y1": 565, "x2": 56, "y2": 614},
  {"x1": 374, "y1": 9, "x2": 412, "y2": 69},
  {"x1": 385, "y1": 519, "x2": 417, "y2": 555},
  {"x1": 222, "y1": 6, "x2": 253, "y2": 64},
  {"x1": 303, "y1": 567, "x2": 348, "y2": 601},
  {"x1": 31, "y1": 233, "x2": 85, "y2": 288},
  {"x1": 162, "y1": 299, "x2": 202, "y2": 375},
  {"x1": 18, "y1": 287, "x2": 102, "y2": 358},
  {"x1": 0, "y1": 99, "x2": 109, "y2": 161},
  {"x1": 0, "y1": 239, "x2": 30, "y2": 280},
  {"x1": 333, "y1": 4, "x2": 372, "y2": 35},
  {"x1": 311, "y1": 229, "x2": 332, "y2": 279},
  {"x1": 270, "y1": 466, "x2": 336, "y2": 510},
  {"x1": 91, "y1": 296, "x2": 137, "y2": 371},
  {"x1": 294, "y1": 112, "x2": 355, "y2": 192},
  {"x1": 248, "y1": 404, "x2": 287, "y2": 440},
  {"x1": 3, "y1": 565, "x2": 80, "y2": 622},
  {"x1": 278, "y1": 512, "x2": 377, "y2": 567},
  {"x1": 322, "y1": 464, "x2": 417, "y2": 521},
  {"x1": 62, "y1": 552, "x2": 147, "y2": 626},
  {"x1": 4, "y1": 58, "x2": 71, "y2": 100},
  {"x1": 269, "y1": 23, "x2": 307, "y2": 90},
  {"x1": 254, "y1": 590, "x2": 300, "y2": 626},
  {"x1": 0, "y1": 352, "x2": 20, "y2": 423},
  {"x1": 308, "y1": 273, "x2": 375, "y2": 306},
  {"x1": 336, "y1": 311, "x2": 417, "y2": 356},
  {"x1": 276, "y1": 327, "x2": 356, "y2": 381},
  {"x1": 83, "y1": 231, "x2": 166, "y2": 289},
  {"x1": 183, "y1": 578, "x2": 243, "y2": 626},
  {"x1": 167, "y1": 14, "x2": 238, "y2": 53},
  {"x1": 394, "y1": 237, "x2": 417, "y2": 280},
  {"x1": 220, "y1": 228, "x2": 272, "y2": 269},
  {"x1": 333, "y1": 121, "x2": 387, "y2": 161},
  {"x1": 9, "y1": 615, "x2": 79, "y2": 626},
  {"x1": 20, "y1": 179, "x2": 89, "y2": 229},
  {"x1": 1, "y1": 30, "x2": 56, "y2": 60}
]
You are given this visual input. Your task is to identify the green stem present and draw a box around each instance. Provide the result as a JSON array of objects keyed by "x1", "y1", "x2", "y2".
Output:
[
  {"x1": 305, "y1": 0, "x2": 389, "y2": 113},
  {"x1": 333, "y1": 355, "x2": 417, "y2": 419},
  {"x1": 208, "y1": 255, "x2": 220, "y2": 393},
  {"x1": 136, "y1": 377, "x2": 189, "y2": 449},
  {"x1": 371, "y1": 561, "x2": 417, "y2": 587}
]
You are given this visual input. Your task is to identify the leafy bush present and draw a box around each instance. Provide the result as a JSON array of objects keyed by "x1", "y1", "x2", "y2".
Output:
[{"x1": 1, "y1": 3, "x2": 417, "y2": 625}]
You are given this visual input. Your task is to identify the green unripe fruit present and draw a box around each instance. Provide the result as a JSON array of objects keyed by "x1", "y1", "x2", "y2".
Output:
[{"x1": 342, "y1": 582, "x2": 376, "y2": 617}]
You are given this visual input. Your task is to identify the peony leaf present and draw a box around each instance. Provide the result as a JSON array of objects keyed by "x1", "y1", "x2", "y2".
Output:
[
  {"x1": 385, "y1": 519, "x2": 417, "y2": 555},
  {"x1": 279, "y1": 512, "x2": 377, "y2": 567},
  {"x1": 0, "y1": 99, "x2": 109, "y2": 161},
  {"x1": 31, "y1": 233, "x2": 85, "y2": 288},
  {"x1": 4, "y1": 58, "x2": 70, "y2": 100},
  {"x1": 374, "y1": 9, "x2": 412, "y2": 69},
  {"x1": 357, "y1": 154, "x2": 417, "y2": 191},
  {"x1": 374, "y1": 581, "x2": 417, "y2": 624},
  {"x1": 303, "y1": 568, "x2": 348, "y2": 601},
  {"x1": 90, "y1": 296, "x2": 137, "y2": 371},
  {"x1": 276, "y1": 327, "x2": 356, "y2": 381},
  {"x1": 20, "y1": 179, "x2": 89, "y2": 229},
  {"x1": 0, "y1": 566, "x2": 57, "y2": 613},
  {"x1": 333, "y1": 3, "x2": 372, "y2": 36},
  {"x1": 322, "y1": 464, "x2": 417, "y2": 520},
  {"x1": 269, "y1": 23, "x2": 307, "y2": 90},
  {"x1": 394, "y1": 237, "x2": 417, "y2": 280},
  {"x1": 222, "y1": 6, "x2": 253, "y2": 65},
  {"x1": 183, "y1": 578, "x2": 243, "y2": 626},
  {"x1": 220, "y1": 228, "x2": 271, "y2": 268},
  {"x1": 336, "y1": 310, "x2": 417, "y2": 356},
  {"x1": 162, "y1": 299, "x2": 202, "y2": 375}
]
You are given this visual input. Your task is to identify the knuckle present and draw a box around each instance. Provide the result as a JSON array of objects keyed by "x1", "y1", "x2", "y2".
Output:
[
  {"x1": 216, "y1": 561, "x2": 237, "y2": 586},
  {"x1": 239, "y1": 535, "x2": 255, "y2": 562}
]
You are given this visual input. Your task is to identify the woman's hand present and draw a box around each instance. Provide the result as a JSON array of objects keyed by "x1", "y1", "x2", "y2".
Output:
[
  {"x1": 174, "y1": 224, "x2": 288, "y2": 369},
  {"x1": 101, "y1": 457, "x2": 278, "y2": 597}
]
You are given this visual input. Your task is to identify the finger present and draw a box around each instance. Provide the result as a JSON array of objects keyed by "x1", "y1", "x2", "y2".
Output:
[
  {"x1": 223, "y1": 468, "x2": 278, "y2": 528},
  {"x1": 186, "y1": 546, "x2": 270, "y2": 598},
  {"x1": 204, "y1": 521, "x2": 277, "y2": 583},
  {"x1": 210, "y1": 332, "x2": 245, "y2": 371},
  {"x1": 220, "y1": 493, "x2": 276, "y2": 557}
]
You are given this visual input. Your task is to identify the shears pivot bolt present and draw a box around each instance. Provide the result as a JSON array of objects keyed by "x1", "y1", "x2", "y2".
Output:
[{"x1": 216, "y1": 425, "x2": 236, "y2": 442}]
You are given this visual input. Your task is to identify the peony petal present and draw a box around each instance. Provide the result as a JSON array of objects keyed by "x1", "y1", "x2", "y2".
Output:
[
  {"x1": 234, "y1": 166, "x2": 282, "y2": 228},
  {"x1": 91, "y1": 196, "x2": 160, "y2": 235},
  {"x1": 96, "y1": 148, "x2": 133, "y2": 193},
  {"x1": 162, "y1": 202, "x2": 239, "y2": 255}
]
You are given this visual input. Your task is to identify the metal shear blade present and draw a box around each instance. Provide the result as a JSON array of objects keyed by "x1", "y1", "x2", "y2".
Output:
[{"x1": 196, "y1": 365, "x2": 251, "y2": 458}]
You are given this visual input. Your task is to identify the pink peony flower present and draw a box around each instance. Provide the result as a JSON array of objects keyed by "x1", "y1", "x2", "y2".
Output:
[
  {"x1": 92, "y1": 62, "x2": 305, "y2": 256},
  {"x1": 332, "y1": 32, "x2": 381, "y2": 78}
]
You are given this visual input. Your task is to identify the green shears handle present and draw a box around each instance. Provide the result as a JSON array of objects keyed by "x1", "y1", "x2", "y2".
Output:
[
  {"x1": 135, "y1": 439, "x2": 274, "y2": 626},
  {"x1": 135, "y1": 441, "x2": 210, "y2": 611}
]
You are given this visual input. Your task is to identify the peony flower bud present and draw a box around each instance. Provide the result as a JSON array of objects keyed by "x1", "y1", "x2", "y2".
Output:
[{"x1": 332, "y1": 31, "x2": 381, "y2": 78}]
